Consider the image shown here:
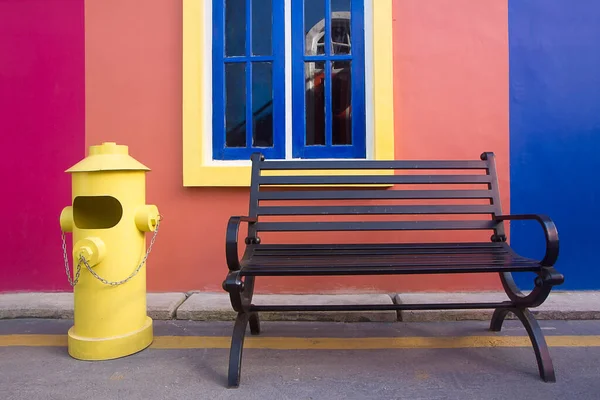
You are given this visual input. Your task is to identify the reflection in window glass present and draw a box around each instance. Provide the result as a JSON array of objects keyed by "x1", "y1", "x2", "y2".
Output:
[
  {"x1": 252, "y1": 63, "x2": 274, "y2": 147},
  {"x1": 331, "y1": 61, "x2": 352, "y2": 145},
  {"x1": 252, "y1": 0, "x2": 272, "y2": 55},
  {"x1": 305, "y1": 61, "x2": 326, "y2": 145},
  {"x1": 226, "y1": 0, "x2": 246, "y2": 57},
  {"x1": 331, "y1": 0, "x2": 351, "y2": 55},
  {"x1": 304, "y1": 0, "x2": 326, "y2": 55},
  {"x1": 225, "y1": 63, "x2": 247, "y2": 147}
]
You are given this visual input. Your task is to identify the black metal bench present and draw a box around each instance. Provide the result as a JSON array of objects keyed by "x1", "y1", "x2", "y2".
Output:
[{"x1": 223, "y1": 152, "x2": 564, "y2": 387}]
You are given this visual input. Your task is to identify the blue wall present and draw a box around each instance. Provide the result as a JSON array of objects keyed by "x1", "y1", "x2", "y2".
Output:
[{"x1": 509, "y1": 0, "x2": 600, "y2": 289}]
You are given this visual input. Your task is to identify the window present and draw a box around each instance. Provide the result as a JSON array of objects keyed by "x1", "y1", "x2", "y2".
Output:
[
  {"x1": 293, "y1": 0, "x2": 366, "y2": 159},
  {"x1": 213, "y1": 0, "x2": 365, "y2": 160},
  {"x1": 183, "y1": 0, "x2": 394, "y2": 186},
  {"x1": 212, "y1": 0, "x2": 285, "y2": 160}
]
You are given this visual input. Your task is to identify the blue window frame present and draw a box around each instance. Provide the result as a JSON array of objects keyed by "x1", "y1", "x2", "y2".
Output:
[
  {"x1": 213, "y1": 0, "x2": 286, "y2": 160},
  {"x1": 213, "y1": 0, "x2": 366, "y2": 161},
  {"x1": 292, "y1": 0, "x2": 366, "y2": 159}
]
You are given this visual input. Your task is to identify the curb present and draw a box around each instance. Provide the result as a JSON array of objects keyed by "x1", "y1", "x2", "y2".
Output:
[
  {"x1": 176, "y1": 293, "x2": 397, "y2": 322},
  {"x1": 1, "y1": 291, "x2": 599, "y2": 322}
]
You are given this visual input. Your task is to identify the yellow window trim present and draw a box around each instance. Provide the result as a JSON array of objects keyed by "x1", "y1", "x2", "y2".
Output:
[{"x1": 183, "y1": 0, "x2": 395, "y2": 187}]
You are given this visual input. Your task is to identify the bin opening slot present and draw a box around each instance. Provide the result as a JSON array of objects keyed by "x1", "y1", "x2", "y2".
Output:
[{"x1": 73, "y1": 196, "x2": 123, "y2": 229}]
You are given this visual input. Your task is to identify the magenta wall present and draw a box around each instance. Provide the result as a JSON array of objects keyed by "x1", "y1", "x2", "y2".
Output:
[{"x1": 0, "y1": 0, "x2": 85, "y2": 291}]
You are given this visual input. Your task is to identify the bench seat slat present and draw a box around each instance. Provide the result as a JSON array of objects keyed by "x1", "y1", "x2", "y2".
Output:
[
  {"x1": 248, "y1": 257, "x2": 533, "y2": 267},
  {"x1": 258, "y1": 190, "x2": 494, "y2": 201},
  {"x1": 240, "y1": 265, "x2": 538, "y2": 276},
  {"x1": 259, "y1": 174, "x2": 492, "y2": 186},
  {"x1": 253, "y1": 248, "x2": 509, "y2": 256},
  {"x1": 254, "y1": 220, "x2": 497, "y2": 232},
  {"x1": 239, "y1": 242, "x2": 538, "y2": 276},
  {"x1": 247, "y1": 253, "x2": 532, "y2": 266}
]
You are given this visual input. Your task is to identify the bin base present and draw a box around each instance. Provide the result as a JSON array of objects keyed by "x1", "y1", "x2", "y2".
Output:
[{"x1": 68, "y1": 316, "x2": 153, "y2": 361}]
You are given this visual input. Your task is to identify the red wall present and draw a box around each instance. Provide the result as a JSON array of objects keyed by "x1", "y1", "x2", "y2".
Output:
[{"x1": 0, "y1": 0, "x2": 85, "y2": 291}]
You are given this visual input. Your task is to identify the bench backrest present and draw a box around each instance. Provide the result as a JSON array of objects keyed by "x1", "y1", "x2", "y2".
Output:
[{"x1": 247, "y1": 152, "x2": 505, "y2": 240}]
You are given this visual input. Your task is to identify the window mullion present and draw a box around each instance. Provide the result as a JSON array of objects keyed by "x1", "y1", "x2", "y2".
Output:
[
  {"x1": 324, "y1": 0, "x2": 332, "y2": 148},
  {"x1": 324, "y1": 0, "x2": 331, "y2": 57},
  {"x1": 284, "y1": 0, "x2": 293, "y2": 159},
  {"x1": 325, "y1": 59, "x2": 332, "y2": 147},
  {"x1": 245, "y1": 0, "x2": 253, "y2": 149},
  {"x1": 246, "y1": 61, "x2": 252, "y2": 149}
]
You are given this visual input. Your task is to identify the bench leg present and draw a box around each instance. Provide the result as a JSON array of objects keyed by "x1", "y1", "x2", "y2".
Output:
[
  {"x1": 228, "y1": 312, "x2": 250, "y2": 388},
  {"x1": 249, "y1": 312, "x2": 261, "y2": 335},
  {"x1": 489, "y1": 308, "x2": 510, "y2": 332},
  {"x1": 490, "y1": 307, "x2": 556, "y2": 383}
]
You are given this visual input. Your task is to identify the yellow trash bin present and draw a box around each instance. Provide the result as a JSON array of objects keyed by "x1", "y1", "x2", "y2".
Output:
[{"x1": 59, "y1": 142, "x2": 160, "y2": 360}]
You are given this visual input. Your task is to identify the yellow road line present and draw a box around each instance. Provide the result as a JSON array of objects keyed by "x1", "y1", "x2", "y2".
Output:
[
  {"x1": 0, "y1": 334, "x2": 67, "y2": 347},
  {"x1": 1, "y1": 335, "x2": 600, "y2": 349}
]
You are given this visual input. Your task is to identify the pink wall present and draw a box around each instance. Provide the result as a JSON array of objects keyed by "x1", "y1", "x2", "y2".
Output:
[{"x1": 0, "y1": 0, "x2": 85, "y2": 291}]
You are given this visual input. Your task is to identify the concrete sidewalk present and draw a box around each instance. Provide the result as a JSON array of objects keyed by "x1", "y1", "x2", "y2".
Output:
[{"x1": 1, "y1": 291, "x2": 599, "y2": 322}]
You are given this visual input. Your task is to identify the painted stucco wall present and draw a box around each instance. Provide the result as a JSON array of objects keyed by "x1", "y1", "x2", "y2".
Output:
[
  {"x1": 6, "y1": 0, "x2": 595, "y2": 293},
  {"x1": 393, "y1": 0, "x2": 509, "y2": 291},
  {"x1": 84, "y1": 0, "x2": 508, "y2": 293},
  {"x1": 0, "y1": 0, "x2": 85, "y2": 291},
  {"x1": 509, "y1": 0, "x2": 600, "y2": 290}
]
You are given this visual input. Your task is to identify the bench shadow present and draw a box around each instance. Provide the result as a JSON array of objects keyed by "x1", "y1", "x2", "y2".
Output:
[{"x1": 189, "y1": 349, "x2": 230, "y2": 387}]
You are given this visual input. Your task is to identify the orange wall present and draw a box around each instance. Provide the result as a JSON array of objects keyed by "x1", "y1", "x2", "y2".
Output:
[
  {"x1": 392, "y1": 0, "x2": 509, "y2": 291},
  {"x1": 85, "y1": 0, "x2": 508, "y2": 293}
]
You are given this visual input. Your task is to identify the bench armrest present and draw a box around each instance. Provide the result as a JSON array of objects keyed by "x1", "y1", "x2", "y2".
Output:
[
  {"x1": 494, "y1": 214, "x2": 559, "y2": 267},
  {"x1": 226, "y1": 216, "x2": 258, "y2": 271}
]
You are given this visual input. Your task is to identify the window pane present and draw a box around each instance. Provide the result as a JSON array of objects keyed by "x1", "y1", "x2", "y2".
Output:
[
  {"x1": 252, "y1": 0, "x2": 272, "y2": 55},
  {"x1": 225, "y1": 63, "x2": 247, "y2": 147},
  {"x1": 305, "y1": 61, "x2": 326, "y2": 146},
  {"x1": 304, "y1": 0, "x2": 325, "y2": 56},
  {"x1": 252, "y1": 63, "x2": 273, "y2": 147},
  {"x1": 226, "y1": 0, "x2": 246, "y2": 57},
  {"x1": 332, "y1": 61, "x2": 352, "y2": 145},
  {"x1": 331, "y1": 0, "x2": 351, "y2": 55}
]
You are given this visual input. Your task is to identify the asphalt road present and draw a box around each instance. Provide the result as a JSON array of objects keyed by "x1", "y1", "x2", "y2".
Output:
[{"x1": 1, "y1": 319, "x2": 599, "y2": 400}]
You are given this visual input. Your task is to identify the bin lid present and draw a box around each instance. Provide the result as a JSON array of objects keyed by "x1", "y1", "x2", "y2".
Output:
[{"x1": 66, "y1": 142, "x2": 150, "y2": 173}]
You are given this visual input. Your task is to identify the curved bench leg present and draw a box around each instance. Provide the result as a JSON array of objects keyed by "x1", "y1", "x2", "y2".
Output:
[
  {"x1": 490, "y1": 308, "x2": 510, "y2": 332},
  {"x1": 514, "y1": 308, "x2": 556, "y2": 383},
  {"x1": 490, "y1": 307, "x2": 556, "y2": 383},
  {"x1": 249, "y1": 312, "x2": 261, "y2": 335},
  {"x1": 228, "y1": 312, "x2": 250, "y2": 388}
]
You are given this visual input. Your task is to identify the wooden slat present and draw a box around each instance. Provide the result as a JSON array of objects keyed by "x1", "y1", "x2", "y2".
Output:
[
  {"x1": 258, "y1": 190, "x2": 493, "y2": 201},
  {"x1": 254, "y1": 220, "x2": 498, "y2": 232},
  {"x1": 257, "y1": 205, "x2": 496, "y2": 216},
  {"x1": 259, "y1": 174, "x2": 492, "y2": 186},
  {"x1": 259, "y1": 159, "x2": 489, "y2": 170}
]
